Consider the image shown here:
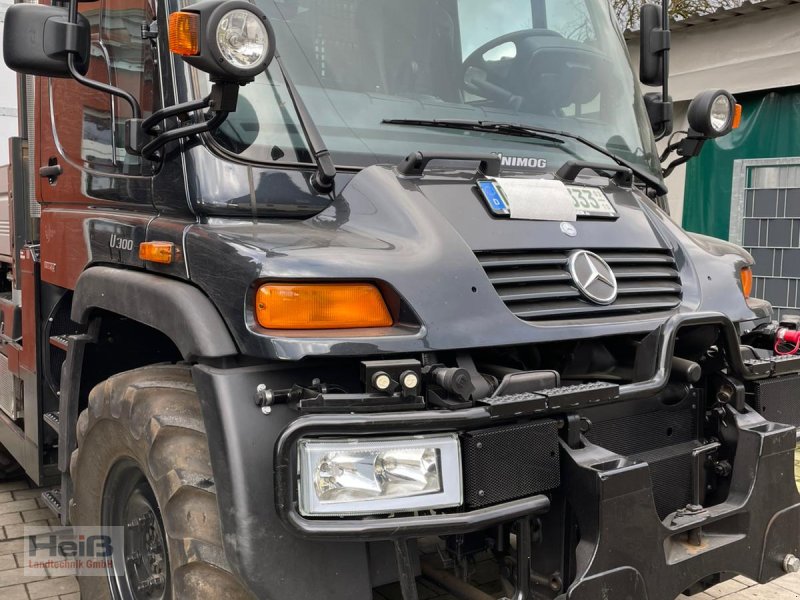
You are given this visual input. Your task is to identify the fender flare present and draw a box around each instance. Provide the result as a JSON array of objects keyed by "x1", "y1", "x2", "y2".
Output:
[{"x1": 71, "y1": 266, "x2": 237, "y2": 360}]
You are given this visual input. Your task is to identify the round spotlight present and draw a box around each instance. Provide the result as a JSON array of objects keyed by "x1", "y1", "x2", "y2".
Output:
[
  {"x1": 709, "y1": 94, "x2": 733, "y2": 134},
  {"x1": 401, "y1": 371, "x2": 419, "y2": 390},
  {"x1": 372, "y1": 372, "x2": 392, "y2": 392},
  {"x1": 687, "y1": 89, "x2": 737, "y2": 138},
  {"x1": 173, "y1": 0, "x2": 275, "y2": 83},
  {"x1": 216, "y1": 9, "x2": 269, "y2": 70}
]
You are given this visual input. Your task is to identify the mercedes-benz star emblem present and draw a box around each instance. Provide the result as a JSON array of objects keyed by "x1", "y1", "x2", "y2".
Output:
[
  {"x1": 560, "y1": 222, "x2": 577, "y2": 237},
  {"x1": 568, "y1": 250, "x2": 618, "y2": 305}
]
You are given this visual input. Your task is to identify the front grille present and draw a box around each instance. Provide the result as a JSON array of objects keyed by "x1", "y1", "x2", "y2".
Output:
[
  {"x1": 585, "y1": 406, "x2": 697, "y2": 456},
  {"x1": 477, "y1": 248, "x2": 682, "y2": 321},
  {"x1": 586, "y1": 400, "x2": 700, "y2": 519},
  {"x1": 636, "y1": 442, "x2": 698, "y2": 519}
]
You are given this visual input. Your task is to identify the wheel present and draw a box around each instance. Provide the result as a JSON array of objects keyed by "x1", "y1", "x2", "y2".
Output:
[{"x1": 69, "y1": 364, "x2": 253, "y2": 600}]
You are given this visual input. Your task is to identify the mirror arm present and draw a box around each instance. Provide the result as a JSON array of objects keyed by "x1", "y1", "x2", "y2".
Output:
[
  {"x1": 65, "y1": 0, "x2": 142, "y2": 152},
  {"x1": 142, "y1": 96, "x2": 212, "y2": 134},
  {"x1": 132, "y1": 82, "x2": 239, "y2": 156},
  {"x1": 661, "y1": 129, "x2": 708, "y2": 178},
  {"x1": 660, "y1": 0, "x2": 671, "y2": 109},
  {"x1": 67, "y1": 53, "x2": 142, "y2": 121},
  {"x1": 140, "y1": 110, "x2": 230, "y2": 160},
  {"x1": 654, "y1": 0, "x2": 672, "y2": 141},
  {"x1": 662, "y1": 156, "x2": 690, "y2": 178}
]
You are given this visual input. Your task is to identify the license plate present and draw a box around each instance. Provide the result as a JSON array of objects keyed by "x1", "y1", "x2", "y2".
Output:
[{"x1": 567, "y1": 186, "x2": 618, "y2": 218}]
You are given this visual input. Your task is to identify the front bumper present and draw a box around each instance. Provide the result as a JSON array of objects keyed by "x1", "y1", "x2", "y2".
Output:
[
  {"x1": 274, "y1": 407, "x2": 800, "y2": 600},
  {"x1": 561, "y1": 408, "x2": 800, "y2": 600},
  {"x1": 196, "y1": 312, "x2": 800, "y2": 600}
]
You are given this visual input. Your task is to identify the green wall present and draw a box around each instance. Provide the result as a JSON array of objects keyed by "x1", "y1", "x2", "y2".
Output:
[{"x1": 682, "y1": 86, "x2": 800, "y2": 240}]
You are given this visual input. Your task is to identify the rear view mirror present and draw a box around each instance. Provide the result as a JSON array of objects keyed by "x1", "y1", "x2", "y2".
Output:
[
  {"x1": 639, "y1": 4, "x2": 668, "y2": 87},
  {"x1": 639, "y1": 3, "x2": 673, "y2": 138},
  {"x1": 3, "y1": 4, "x2": 90, "y2": 78}
]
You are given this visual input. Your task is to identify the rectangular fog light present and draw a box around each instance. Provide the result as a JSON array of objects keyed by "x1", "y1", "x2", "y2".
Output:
[{"x1": 298, "y1": 434, "x2": 462, "y2": 516}]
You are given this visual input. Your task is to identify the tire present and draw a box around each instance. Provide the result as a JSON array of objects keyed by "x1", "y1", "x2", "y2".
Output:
[{"x1": 69, "y1": 364, "x2": 253, "y2": 600}]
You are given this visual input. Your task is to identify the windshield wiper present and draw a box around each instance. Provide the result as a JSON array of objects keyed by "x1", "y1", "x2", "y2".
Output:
[
  {"x1": 275, "y1": 55, "x2": 337, "y2": 194},
  {"x1": 383, "y1": 118, "x2": 666, "y2": 196},
  {"x1": 383, "y1": 119, "x2": 565, "y2": 145}
]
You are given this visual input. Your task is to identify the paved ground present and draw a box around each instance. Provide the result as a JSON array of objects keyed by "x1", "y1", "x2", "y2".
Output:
[
  {"x1": 0, "y1": 479, "x2": 78, "y2": 600},
  {"x1": 2, "y1": 453, "x2": 800, "y2": 599}
]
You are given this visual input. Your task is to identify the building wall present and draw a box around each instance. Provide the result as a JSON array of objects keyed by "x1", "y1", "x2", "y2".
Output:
[
  {"x1": 661, "y1": 101, "x2": 689, "y2": 225},
  {"x1": 682, "y1": 86, "x2": 800, "y2": 240},
  {"x1": 0, "y1": 1, "x2": 19, "y2": 165},
  {"x1": 626, "y1": 2, "x2": 800, "y2": 226}
]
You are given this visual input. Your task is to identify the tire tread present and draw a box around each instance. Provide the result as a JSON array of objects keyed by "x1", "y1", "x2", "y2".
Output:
[{"x1": 70, "y1": 365, "x2": 252, "y2": 599}]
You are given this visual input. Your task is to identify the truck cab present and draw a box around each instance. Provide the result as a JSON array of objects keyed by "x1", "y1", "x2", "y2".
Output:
[{"x1": 1, "y1": 0, "x2": 799, "y2": 599}]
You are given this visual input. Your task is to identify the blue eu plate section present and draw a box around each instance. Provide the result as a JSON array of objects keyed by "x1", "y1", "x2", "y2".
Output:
[{"x1": 477, "y1": 180, "x2": 510, "y2": 217}]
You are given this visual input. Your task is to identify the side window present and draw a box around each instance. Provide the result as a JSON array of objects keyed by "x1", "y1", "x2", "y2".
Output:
[
  {"x1": 50, "y1": 6, "x2": 115, "y2": 170},
  {"x1": 50, "y1": 0, "x2": 158, "y2": 189},
  {"x1": 101, "y1": 0, "x2": 159, "y2": 172}
]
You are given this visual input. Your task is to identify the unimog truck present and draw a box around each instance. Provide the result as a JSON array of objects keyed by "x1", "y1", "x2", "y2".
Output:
[{"x1": 1, "y1": 0, "x2": 799, "y2": 598}]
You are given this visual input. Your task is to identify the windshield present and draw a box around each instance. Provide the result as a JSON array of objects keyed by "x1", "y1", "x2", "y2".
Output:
[{"x1": 207, "y1": 0, "x2": 661, "y2": 178}]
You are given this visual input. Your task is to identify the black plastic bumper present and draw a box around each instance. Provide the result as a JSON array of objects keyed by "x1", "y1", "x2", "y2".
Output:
[
  {"x1": 274, "y1": 405, "x2": 552, "y2": 540},
  {"x1": 273, "y1": 311, "x2": 782, "y2": 541},
  {"x1": 195, "y1": 312, "x2": 800, "y2": 600},
  {"x1": 561, "y1": 407, "x2": 800, "y2": 600}
]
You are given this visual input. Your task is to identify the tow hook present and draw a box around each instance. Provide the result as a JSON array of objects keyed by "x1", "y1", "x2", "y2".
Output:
[{"x1": 668, "y1": 441, "x2": 722, "y2": 546}]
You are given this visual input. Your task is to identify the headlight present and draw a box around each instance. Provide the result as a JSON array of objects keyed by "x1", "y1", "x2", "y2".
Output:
[
  {"x1": 709, "y1": 94, "x2": 732, "y2": 134},
  {"x1": 298, "y1": 435, "x2": 462, "y2": 516},
  {"x1": 687, "y1": 89, "x2": 740, "y2": 138},
  {"x1": 216, "y1": 9, "x2": 268, "y2": 70},
  {"x1": 169, "y1": 0, "x2": 275, "y2": 83}
]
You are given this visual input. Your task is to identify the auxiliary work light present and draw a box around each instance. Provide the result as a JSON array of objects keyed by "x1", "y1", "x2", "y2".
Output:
[
  {"x1": 169, "y1": 0, "x2": 275, "y2": 82},
  {"x1": 687, "y1": 90, "x2": 741, "y2": 139},
  {"x1": 297, "y1": 435, "x2": 463, "y2": 516}
]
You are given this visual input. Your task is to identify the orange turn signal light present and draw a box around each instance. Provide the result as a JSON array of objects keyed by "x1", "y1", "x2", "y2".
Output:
[
  {"x1": 255, "y1": 283, "x2": 393, "y2": 330},
  {"x1": 740, "y1": 266, "x2": 753, "y2": 298},
  {"x1": 732, "y1": 104, "x2": 743, "y2": 130},
  {"x1": 168, "y1": 11, "x2": 200, "y2": 56},
  {"x1": 139, "y1": 241, "x2": 175, "y2": 265}
]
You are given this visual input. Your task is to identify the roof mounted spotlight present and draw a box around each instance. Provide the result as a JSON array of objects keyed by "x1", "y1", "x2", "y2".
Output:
[
  {"x1": 168, "y1": 0, "x2": 275, "y2": 84},
  {"x1": 687, "y1": 90, "x2": 740, "y2": 139},
  {"x1": 660, "y1": 89, "x2": 742, "y2": 178},
  {"x1": 131, "y1": 0, "x2": 276, "y2": 159},
  {"x1": 164, "y1": 0, "x2": 336, "y2": 193}
]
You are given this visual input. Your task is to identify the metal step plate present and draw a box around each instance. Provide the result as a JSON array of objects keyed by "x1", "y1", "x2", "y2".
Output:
[
  {"x1": 43, "y1": 411, "x2": 60, "y2": 434},
  {"x1": 41, "y1": 488, "x2": 62, "y2": 518}
]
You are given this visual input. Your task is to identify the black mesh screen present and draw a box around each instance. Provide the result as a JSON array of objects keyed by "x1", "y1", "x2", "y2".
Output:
[
  {"x1": 586, "y1": 405, "x2": 699, "y2": 520},
  {"x1": 753, "y1": 374, "x2": 800, "y2": 427},
  {"x1": 461, "y1": 419, "x2": 560, "y2": 509},
  {"x1": 586, "y1": 408, "x2": 696, "y2": 456}
]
